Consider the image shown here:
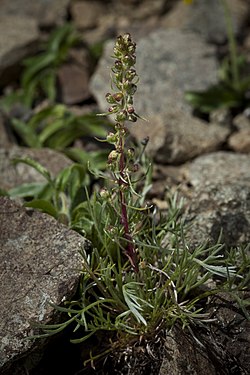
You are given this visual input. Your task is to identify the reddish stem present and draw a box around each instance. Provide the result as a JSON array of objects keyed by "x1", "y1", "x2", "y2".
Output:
[{"x1": 118, "y1": 130, "x2": 138, "y2": 272}]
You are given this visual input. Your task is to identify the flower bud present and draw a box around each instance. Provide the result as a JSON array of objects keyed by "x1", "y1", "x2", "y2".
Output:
[
  {"x1": 127, "y1": 96, "x2": 133, "y2": 105},
  {"x1": 116, "y1": 110, "x2": 127, "y2": 122},
  {"x1": 106, "y1": 132, "x2": 117, "y2": 144},
  {"x1": 127, "y1": 148, "x2": 135, "y2": 159},
  {"x1": 114, "y1": 60, "x2": 123, "y2": 70},
  {"x1": 123, "y1": 33, "x2": 132, "y2": 45},
  {"x1": 128, "y1": 42, "x2": 136, "y2": 54},
  {"x1": 106, "y1": 93, "x2": 116, "y2": 104},
  {"x1": 114, "y1": 72, "x2": 123, "y2": 82},
  {"x1": 108, "y1": 150, "x2": 119, "y2": 163},
  {"x1": 113, "y1": 92, "x2": 123, "y2": 102},
  {"x1": 141, "y1": 136, "x2": 149, "y2": 146},
  {"x1": 108, "y1": 105, "x2": 118, "y2": 113},
  {"x1": 127, "y1": 84, "x2": 137, "y2": 95},
  {"x1": 130, "y1": 163, "x2": 139, "y2": 173},
  {"x1": 123, "y1": 54, "x2": 136, "y2": 67},
  {"x1": 113, "y1": 47, "x2": 122, "y2": 58},
  {"x1": 127, "y1": 105, "x2": 135, "y2": 114},
  {"x1": 125, "y1": 69, "x2": 137, "y2": 81},
  {"x1": 99, "y1": 188, "x2": 110, "y2": 199}
]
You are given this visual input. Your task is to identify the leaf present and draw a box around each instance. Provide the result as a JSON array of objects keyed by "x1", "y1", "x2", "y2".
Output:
[
  {"x1": 122, "y1": 282, "x2": 152, "y2": 326},
  {"x1": 22, "y1": 52, "x2": 56, "y2": 89},
  {"x1": 12, "y1": 157, "x2": 52, "y2": 183},
  {"x1": 48, "y1": 23, "x2": 76, "y2": 54},
  {"x1": 40, "y1": 70, "x2": 57, "y2": 102},
  {"x1": 28, "y1": 104, "x2": 66, "y2": 131},
  {"x1": 24, "y1": 199, "x2": 58, "y2": 218},
  {"x1": 194, "y1": 258, "x2": 236, "y2": 278},
  {"x1": 11, "y1": 118, "x2": 41, "y2": 148},
  {"x1": 8, "y1": 182, "x2": 47, "y2": 198},
  {"x1": 38, "y1": 118, "x2": 66, "y2": 144},
  {"x1": 65, "y1": 148, "x2": 109, "y2": 170}
]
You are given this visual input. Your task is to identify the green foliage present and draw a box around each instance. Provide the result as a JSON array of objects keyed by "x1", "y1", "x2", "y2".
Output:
[
  {"x1": 10, "y1": 104, "x2": 109, "y2": 150},
  {"x1": 0, "y1": 23, "x2": 80, "y2": 110},
  {"x1": 8, "y1": 157, "x2": 91, "y2": 226},
  {"x1": 22, "y1": 23, "x2": 80, "y2": 107}
]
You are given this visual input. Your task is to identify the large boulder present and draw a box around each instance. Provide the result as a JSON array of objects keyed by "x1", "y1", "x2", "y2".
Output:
[{"x1": 0, "y1": 196, "x2": 87, "y2": 374}]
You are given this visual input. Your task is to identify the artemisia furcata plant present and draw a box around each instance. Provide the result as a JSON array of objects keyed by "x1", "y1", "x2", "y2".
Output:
[{"x1": 101, "y1": 33, "x2": 141, "y2": 272}]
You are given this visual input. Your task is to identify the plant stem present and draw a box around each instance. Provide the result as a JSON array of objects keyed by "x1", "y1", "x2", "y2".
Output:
[
  {"x1": 220, "y1": 0, "x2": 239, "y2": 89},
  {"x1": 118, "y1": 127, "x2": 139, "y2": 272}
]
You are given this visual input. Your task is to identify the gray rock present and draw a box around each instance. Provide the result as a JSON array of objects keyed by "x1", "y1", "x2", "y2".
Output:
[
  {"x1": 128, "y1": 111, "x2": 229, "y2": 164},
  {"x1": 0, "y1": 15, "x2": 39, "y2": 87},
  {"x1": 228, "y1": 129, "x2": 250, "y2": 153},
  {"x1": 0, "y1": 196, "x2": 86, "y2": 373},
  {"x1": 184, "y1": 152, "x2": 250, "y2": 247},
  {"x1": 187, "y1": 151, "x2": 250, "y2": 187},
  {"x1": 160, "y1": 327, "x2": 216, "y2": 375},
  {"x1": 228, "y1": 113, "x2": 250, "y2": 153},
  {"x1": 0, "y1": 0, "x2": 69, "y2": 27},
  {"x1": 57, "y1": 62, "x2": 90, "y2": 105},
  {"x1": 161, "y1": 0, "x2": 248, "y2": 43},
  {"x1": 70, "y1": 0, "x2": 106, "y2": 30},
  {"x1": 0, "y1": 147, "x2": 72, "y2": 191}
]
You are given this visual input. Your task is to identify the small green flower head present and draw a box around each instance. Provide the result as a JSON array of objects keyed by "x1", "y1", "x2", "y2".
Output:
[{"x1": 105, "y1": 33, "x2": 140, "y2": 123}]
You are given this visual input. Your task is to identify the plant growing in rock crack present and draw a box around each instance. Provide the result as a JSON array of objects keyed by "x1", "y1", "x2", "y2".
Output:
[{"x1": 31, "y1": 33, "x2": 249, "y2": 369}]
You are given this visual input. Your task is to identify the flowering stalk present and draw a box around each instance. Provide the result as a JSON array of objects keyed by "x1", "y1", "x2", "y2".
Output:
[{"x1": 103, "y1": 33, "x2": 140, "y2": 272}]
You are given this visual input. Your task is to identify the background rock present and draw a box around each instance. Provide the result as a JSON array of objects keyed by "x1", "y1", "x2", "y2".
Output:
[
  {"x1": 0, "y1": 15, "x2": 39, "y2": 87},
  {"x1": 57, "y1": 63, "x2": 90, "y2": 105},
  {"x1": 161, "y1": 0, "x2": 248, "y2": 43},
  {"x1": 184, "y1": 152, "x2": 250, "y2": 247},
  {"x1": 228, "y1": 112, "x2": 250, "y2": 153},
  {"x1": 0, "y1": 196, "x2": 86, "y2": 373},
  {"x1": 186, "y1": 151, "x2": 250, "y2": 187},
  {"x1": 0, "y1": 0, "x2": 69, "y2": 28},
  {"x1": 70, "y1": 0, "x2": 106, "y2": 30},
  {"x1": 128, "y1": 111, "x2": 229, "y2": 164}
]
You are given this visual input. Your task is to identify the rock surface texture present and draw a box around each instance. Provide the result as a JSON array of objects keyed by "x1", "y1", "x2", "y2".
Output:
[
  {"x1": 161, "y1": 0, "x2": 248, "y2": 43},
  {"x1": 184, "y1": 151, "x2": 250, "y2": 247},
  {"x1": 0, "y1": 197, "x2": 86, "y2": 374}
]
